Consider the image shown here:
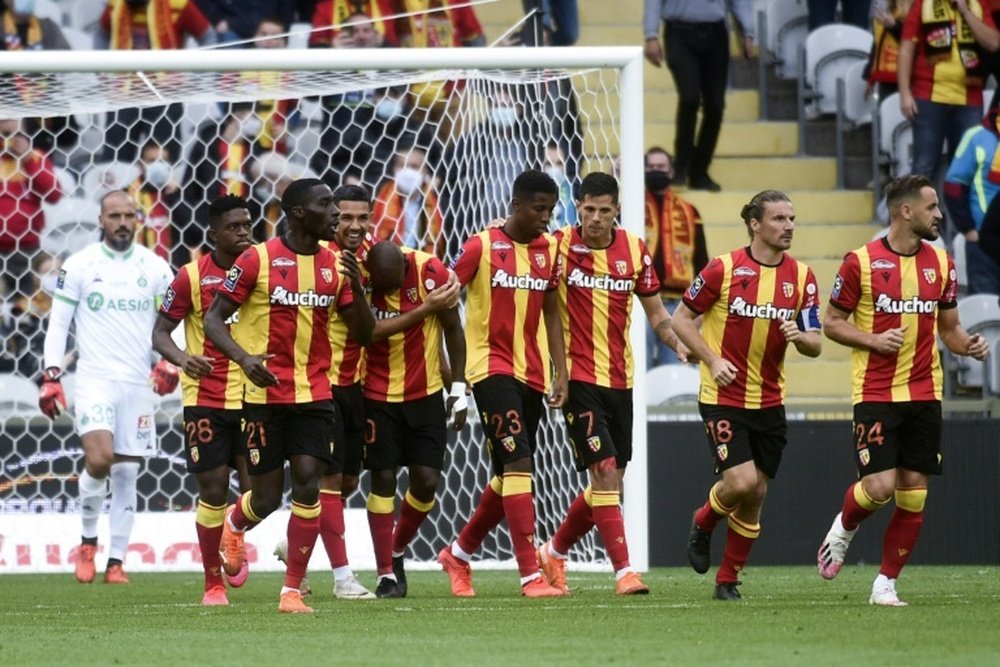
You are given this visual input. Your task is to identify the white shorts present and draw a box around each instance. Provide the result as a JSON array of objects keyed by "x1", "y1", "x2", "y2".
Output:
[{"x1": 74, "y1": 378, "x2": 156, "y2": 457}]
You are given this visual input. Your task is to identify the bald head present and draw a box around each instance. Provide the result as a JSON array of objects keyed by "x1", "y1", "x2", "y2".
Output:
[{"x1": 367, "y1": 241, "x2": 406, "y2": 293}]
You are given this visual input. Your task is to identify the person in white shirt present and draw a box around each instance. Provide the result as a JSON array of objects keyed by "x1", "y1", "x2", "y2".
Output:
[{"x1": 39, "y1": 190, "x2": 176, "y2": 585}]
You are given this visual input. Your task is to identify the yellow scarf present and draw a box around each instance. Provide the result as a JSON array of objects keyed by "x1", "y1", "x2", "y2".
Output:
[
  {"x1": 109, "y1": 0, "x2": 177, "y2": 50},
  {"x1": 920, "y1": 0, "x2": 983, "y2": 75}
]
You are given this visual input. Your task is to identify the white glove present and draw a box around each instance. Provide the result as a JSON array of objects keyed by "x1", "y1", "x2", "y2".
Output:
[{"x1": 447, "y1": 382, "x2": 468, "y2": 428}]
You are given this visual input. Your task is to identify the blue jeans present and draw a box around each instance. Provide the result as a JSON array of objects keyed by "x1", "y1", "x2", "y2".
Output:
[
  {"x1": 544, "y1": 0, "x2": 579, "y2": 46},
  {"x1": 646, "y1": 297, "x2": 681, "y2": 369},
  {"x1": 911, "y1": 100, "x2": 983, "y2": 179},
  {"x1": 965, "y1": 238, "x2": 1000, "y2": 295}
]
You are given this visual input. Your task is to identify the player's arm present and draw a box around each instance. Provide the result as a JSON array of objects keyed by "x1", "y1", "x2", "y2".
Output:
[
  {"x1": 38, "y1": 294, "x2": 77, "y2": 418},
  {"x1": 823, "y1": 304, "x2": 906, "y2": 355},
  {"x1": 371, "y1": 273, "x2": 460, "y2": 342},
  {"x1": 638, "y1": 293, "x2": 690, "y2": 363},
  {"x1": 339, "y1": 249, "x2": 375, "y2": 346},
  {"x1": 204, "y1": 294, "x2": 277, "y2": 387},
  {"x1": 938, "y1": 306, "x2": 989, "y2": 359},
  {"x1": 440, "y1": 305, "x2": 468, "y2": 430},
  {"x1": 779, "y1": 319, "x2": 823, "y2": 357},
  {"x1": 152, "y1": 315, "x2": 213, "y2": 379},
  {"x1": 672, "y1": 302, "x2": 738, "y2": 387},
  {"x1": 543, "y1": 289, "x2": 568, "y2": 408}
]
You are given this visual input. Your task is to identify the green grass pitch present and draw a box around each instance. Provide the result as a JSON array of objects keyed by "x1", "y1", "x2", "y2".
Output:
[{"x1": 2, "y1": 566, "x2": 997, "y2": 666}]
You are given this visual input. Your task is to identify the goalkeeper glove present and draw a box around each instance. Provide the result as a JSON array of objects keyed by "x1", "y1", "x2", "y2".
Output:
[
  {"x1": 38, "y1": 367, "x2": 67, "y2": 419},
  {"x1": 150, "y1": 360, "x2": 180, "y2": 396}
]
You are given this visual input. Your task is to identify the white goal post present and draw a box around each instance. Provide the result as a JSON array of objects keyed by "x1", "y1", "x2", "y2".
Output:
[{"x1": 0, "y1": 46, "x2": 649, "y2": 573}]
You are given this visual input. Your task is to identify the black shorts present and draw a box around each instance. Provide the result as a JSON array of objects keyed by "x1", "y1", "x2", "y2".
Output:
[
  {"x1": 363, "y1": 394, "x2": 447, "y2": 471},
  {"x1": 331, "y1": 382, "x2": 365, "y2": 477},
  {"x1": 563, "y1": 381, "x2": 633, "y2": 472},
  {"x1": 852, "y1": 401, "x2": 943, "y2": 477},
  {"x1": 698, "y1": 403, "x2": 787, "y2": 479},
  {"x1": 472, "y1": 375, "x2": 545, "y2": 472},
  {"x1": 242, "y1": 400, "x2": 337, "y2": 476},
  {"x1": 182, "y1": 406, "x2": 244, "y2": 474}
]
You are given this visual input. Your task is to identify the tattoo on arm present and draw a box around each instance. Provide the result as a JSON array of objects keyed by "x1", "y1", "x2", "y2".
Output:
[{"x1": 655, "y1": 320, "x2": 676, "y2": 349}]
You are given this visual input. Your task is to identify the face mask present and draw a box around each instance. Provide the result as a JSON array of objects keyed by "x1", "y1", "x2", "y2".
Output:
[
  {"x1": 544, "y1": 165, "x2": 564, "y2": 183},
  {"x1": 375, "y1": 97, "x2": 404, "y2": 121},
  {"x1": 394, "y1": 167, "x2": 424, "y2": 196},
  {"x1": 491, "y1": 106, "x2": 518, "y2": 129},
  {"x1": 645, "y1": 170, "x2": 671, "y2": 192},
  {"x1": 144, "y1": 160, "x2": 171, "y2": 189},
  {"x1": 13, "y1": 0, "x2": 36, "y2": 15},
  {"x1": 40, "y1": 271, "x2": 57, "y2": 295},
  {"x1": 255, "y1": 184, "x2": 274, "y2": 201},
  {"x1": 241, "y1": 116, "x2": 263, "y2": 140}
]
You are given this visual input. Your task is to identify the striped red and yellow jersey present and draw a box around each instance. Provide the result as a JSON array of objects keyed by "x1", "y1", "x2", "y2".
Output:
[
  {"x1": 683, "y1": 247, "x2": 821, "y2": 409},
  {"x1": 222, "y1": 236, "x2": 354, "y2": 405},
  {"x1": 555, "y1": 225, "x2": 660, "y2": 389},
  {"x1": 364, "y1": 249, "x2": 451, "y2": 402},
  {"x1": 159, "y1": 253, "x2": 245, "y2": 409},
  {"x1": 323, "y1": 236, "x2": 372, "y2": 388},
  {"x1": 452, "y1": 228, "x2": 562, "y2": 393},
  {"x1": 829, "y1": 237, "x2": 957, "y2": 404}
]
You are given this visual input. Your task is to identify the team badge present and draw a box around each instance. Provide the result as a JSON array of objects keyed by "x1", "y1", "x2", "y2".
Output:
[
  {"x1": 162, "y1": 286, "x2": 175, "y2": 311},
  {"x1": 224, "y1": 265, "x2": 243, "y2": 292},
  {"x1": 614, "y1": 260, "x2": 628, "y2": 275},
  {"x1": 831, "y1": 274, "x2": 844, "y2": 300},
  {"x1": 320, "y1": 268, "x2": 333, "y2": 284},
  {"x1": 688, "y1": 275, "x2": 705, "y2": 299},
  {"x1": 782, "y1": 282, "x2": 794, "y2": 298},
  {"x1": 502, "y1": 436, "x2": 517, "y2": 453},
  {"x1": 534, "y1": 253, "x2": 547, "y2": 269},
  {"x1": 137, "y1": 276, "x2": 147, "y2": 288},
  {"x1": 190, "y1": 447, "x2": 200, "y2": 464},
  {"x1": 587, "y1": 436, "x2": 601, "y2": 453},
  {"x1": 565, "y1": 412, "x2": 575, "y2": 425},
  {"x1": 923, "y1": 268, "x2": 937, "y2": 284},
  {"x1": 250, "y1": 449, "x2": 260, "y2": 466},
  {"x1": 859, "y1": 448, "x2": 870, "y2": 466},
  {"x1": 406, "y1": 288, "x2": 418, "y2": 303},
  {"x1": 424, "y1": 278, "x2": 436, "y2": 290},
  {"x1": 716, "y1": 444, "x2": 728, "y2": 461}
]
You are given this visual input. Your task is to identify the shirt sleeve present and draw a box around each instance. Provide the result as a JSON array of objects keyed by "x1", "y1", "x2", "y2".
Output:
[
  {"x1": 829, "y1": 251, "x2": 862, "y2": 313},
  {"x1": 547, "y1": 242, "x2": 563, "y2": 291},
  {"x1": 222, "y1": 246, "x2": 261, "y2": 306},
  {"x1": 682, "y1": 256, "x2": 724, "y2": 315},
  {"x1": 53, "y1": 255, "x2": 82, "y2": 305},
  {"x1": 337, "y1": 277, "x2": 355, "y2": 310},
  {"x1": 421, "y1": 256, "x2": 450, "y2": 292},
  {"x1": 635, "y1": 238, "x2": 662, "y2": 297},
  {"x1": 901, "y1": 1, "x2": 921, "y2": 42},
  {"x1": 159, "y1": 266, "x2": 193, "y2": 322},
  {"x1": 450, "y1": 234, "x2": 483, "y2": 286},
  {"x1": 940, "y1": 255, "x2": 959, "y2": 308},
  {"x1": 797, "y1": 267, "x2": 822, "y2": 332}
]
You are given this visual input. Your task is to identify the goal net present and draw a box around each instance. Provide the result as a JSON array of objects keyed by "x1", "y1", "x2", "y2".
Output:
[{"x1": 0, "y1": 47, "x2": 647, "y2": 573}]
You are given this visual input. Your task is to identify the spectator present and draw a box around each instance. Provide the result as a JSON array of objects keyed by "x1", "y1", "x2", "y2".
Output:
[
  {"x1": 521, "y1": 0, "x2": 579, "y2": 46},
  {"x1": 807, "y1": 0, "x2": 870, "y2": 31},
  {"x1": 97, "y1": 0, "x2": 218, "y2": 163},
  {"x1": 897, "y1": 0, "x2": 1000, "y2": 180},
  {"x1": 251, "y1": 151, "x2": 317, "y2": 238},
  {"x1": 372, "y1": 146, "x2": 445, "y2": 258},
  {"x1": 643, "y1": 146, "x2": 707, "y2": 368},
  {"x1": 0, "y1": 118, "x2": 61, "y2": 299},
  {"x1": 543, "y1": 142, "x2": 577, "y2": 230},
  {"x1": 864, "y1": 1, "x2": 915, "y2": 100},
  {"x1": 310, "y1": 0, "x2": 399, "y2": 47},
  {"x1": 130, "y1": 140, "x2": 183, "y2": 267},
  {"x1": 392, "y1": 0, "x2": 484, "y2": 48},
  {"x1": 234, "y1": 17, "x2": 295, "y2": 155},
  {"x1": 944, "y1": 108, "x2": 1000, "y2": 294},
  {"x1": 643, "y1": 0, "x2": 754, "y2": 192},
  {"x1": 194, "y1": 0, "x2": 293, "y2": 44}
]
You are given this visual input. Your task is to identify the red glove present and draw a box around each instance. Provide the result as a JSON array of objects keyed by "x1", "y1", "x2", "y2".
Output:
[
  {"x1": 38, "y1": 368, "x2": 67, "y2": 419},
  {"x1": 150, "y1": 360, "x2": 180, "y2": 396}
]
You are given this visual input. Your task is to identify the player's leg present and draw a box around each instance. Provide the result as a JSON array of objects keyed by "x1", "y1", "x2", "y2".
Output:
[
  {"x1": 363, "y1": 398, "x2": 404, "y2": 596},
  {"x1": 75, "y1": 428, "x2": 113, "y2": 584},
  {"x1": 818, "y1": 402, "x2": 899, "y2": 580}
]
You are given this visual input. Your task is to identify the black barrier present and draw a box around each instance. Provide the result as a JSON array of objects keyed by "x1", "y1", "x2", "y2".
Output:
[{"x1": 648, "y1": 419, "x2": 1000, "y2": 566}]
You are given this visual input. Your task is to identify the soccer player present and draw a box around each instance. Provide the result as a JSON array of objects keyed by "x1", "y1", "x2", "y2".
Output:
[
  {"x1": 39, "y1": 190, "x2": 175, "y2": 584},
  {"x1": 816, "y1": 175, "x2": 988, "y2": 606},
  {"x1": 437, "y1": 169, "x2": 568, "y2": 598},
  {"x1": 672, "y1": 190, "x2": 822, "y2": 601},
  {"x1": 363, "y1": 241, "x2": 467, "y2": 598},
  {"x1": 204, "y1": 178, "x2": 375, "y2": 614},
  {"x1": 536, "y1": 172, "x2": 688, "y2": 596},
  {"x1": 151, "y1": 194, "x2": 254, "y2": 606}
]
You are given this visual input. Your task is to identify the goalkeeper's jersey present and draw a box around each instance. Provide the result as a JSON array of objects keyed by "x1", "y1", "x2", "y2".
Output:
[{"x1": 52, "y1": 242, "x2": 172, "y2": 384}]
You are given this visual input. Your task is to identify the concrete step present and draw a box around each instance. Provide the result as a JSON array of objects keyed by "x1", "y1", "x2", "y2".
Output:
[
  {"x1": 702, "y1": 222, "x2": 875, "y2": 261},
  {"x1": 580, "y1": 2, "x2": 645, "y2": 26},
  {"x1": 785, "y1": 358, "x2": 853, "y2": 398},
  {"x1": 681, "y1": 189, "x2": 873, "y2": 225},
  {"x1": 645, "y1": 89, "x2": 760, "y2": 123},
  {"x1": 708, "y1": 156, "x2": 836, "y2": 190},
  {"x1": 607, "y1": 120, "x2": 798, "y2": 159},
  {"x1": 578, "y1": 25, "x2": 643, "y2": 47}
]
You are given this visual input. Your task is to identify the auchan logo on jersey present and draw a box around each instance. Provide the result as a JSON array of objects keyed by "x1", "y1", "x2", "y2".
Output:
[
  {"x1": 269, "y1": 286, "x2": 334, "y2": 307},
  {"x1": 874, "y1": 294, "x2": 936, "y2": 314},
  {"x1": 491, "y1": 269, "x2": 548, "y2": 291},
  {"x1": 729, "y1": 296, "x2": 796, "y2": 321},
  {"x1": 566, "y1": 268, "x2": 634, "y2": 292}
]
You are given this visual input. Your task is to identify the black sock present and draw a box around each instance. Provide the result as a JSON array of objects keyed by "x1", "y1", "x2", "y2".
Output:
[
  {"x1": 106, "y1": 558, "x2": 122, "y2": 568},
  {"x1": 81, "y1": 536, "x2": 98, "y2": 547}
]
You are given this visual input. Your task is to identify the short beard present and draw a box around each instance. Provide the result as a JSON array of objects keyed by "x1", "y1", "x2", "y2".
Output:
[{"x1": 106, "y1": 234, "x2": 132, "y2": 252}]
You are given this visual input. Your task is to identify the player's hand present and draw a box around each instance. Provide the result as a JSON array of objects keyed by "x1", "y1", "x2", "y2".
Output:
[
  {"x1": 38, "y1": 368, "x2": 66, "y2": 419},
  {"x1": 709, "y1": 357, "x2": 738, "y2": 387},
  {"x1": 871, "y1": 326, "x2": 907, "y2": 355},
  {"x1": 339, "y1": 249, "x2": 363, "y2": 287},
  {"x1": 485, "y1": 217, "x2": 506, "y2": 230},
  {"x1": 547, "y1": 374, "x2": 568, "y2": 408},
  {"x1": 240, "y1": 353, "x2": 279, "y2": 387},
  {"x1": 742, "y1": 35, "x2": 753, "y2": 60},
  {"x1": 181, "y1": 354, "x2": 214, "y2": 379},
  {"x1": 149, "y1": 359, "x2": 180, "y2": 395},
  {"x1": 425, "y1": 272, "x2": 461, "y2": 311},
  {"x1": 779, "y1": 319, "x2": 801, "y2": 344},
  {"x1": 967, "y1": 333, "x2": 989, "y2": 361},
  {"x1": 674, "y1": 339, "x2": 692, "y2": 364},
  {"x1": 446, "y1": 382, "x2": 469, "y2": 431},
  {"x1": 643, "y1": 37, "x2": 663, "y2": 67},
  {"x1": 899, "y1": 91, "x2": 918, "y2": 120}
]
